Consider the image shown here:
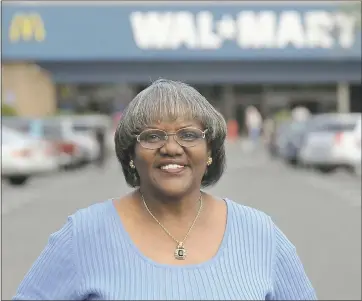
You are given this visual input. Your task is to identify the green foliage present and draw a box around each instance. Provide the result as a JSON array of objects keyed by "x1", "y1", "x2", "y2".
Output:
[
  {"x1": 273, "y1": 109, "x2": 291, "y2": 124},
  {"x1": 1, "y1": 104, "x2": 17, "y2": 116}
]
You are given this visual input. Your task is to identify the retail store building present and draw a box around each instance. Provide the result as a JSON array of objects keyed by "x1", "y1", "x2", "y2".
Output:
[{"x1": 2, "y1": 2, "x2": 361, "y2": 120}]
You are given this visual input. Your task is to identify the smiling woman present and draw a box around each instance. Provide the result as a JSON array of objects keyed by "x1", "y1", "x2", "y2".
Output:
[
  {"x1": 13, "y1": 79, "x2": 317, "y2": 301},
  {"x1": 115, "y1": 78, "x2": 227, "y2": 188}
]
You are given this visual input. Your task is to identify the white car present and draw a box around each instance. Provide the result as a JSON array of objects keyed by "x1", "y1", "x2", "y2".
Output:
[
  {"x1": 1, "y1": 127, "x2": 58, "y2": 185},
  {"x1": 70, "y1": 124, "x2": 101, "y2": 163},
  {"x1": 298, "y1": 113, "x2": 361, "y2": 174},
  {"x1": 70, "y1": 114, "x2": 113, "y2": 157},
  {"x1": 4, "y1": 116, "x2": 103, "y2": 168}
]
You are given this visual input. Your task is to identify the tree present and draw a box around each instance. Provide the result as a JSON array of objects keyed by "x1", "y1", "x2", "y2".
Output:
[{"x1": 1, "y1": 104, "x2": 17, "y2": 116}]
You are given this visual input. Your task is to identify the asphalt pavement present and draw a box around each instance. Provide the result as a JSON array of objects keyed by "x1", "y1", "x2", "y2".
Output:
[{"x1": 2, "y1": 142, "x2": 361, "y2": 300}]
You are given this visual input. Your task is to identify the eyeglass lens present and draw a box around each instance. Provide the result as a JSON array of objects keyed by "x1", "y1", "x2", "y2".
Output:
[{"x1": 138, "y1": 128, "x2": 205, "y2": 149}]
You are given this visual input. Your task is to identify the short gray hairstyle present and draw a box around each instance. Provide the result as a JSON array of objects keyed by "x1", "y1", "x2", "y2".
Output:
[{"x1": 115, "y1": 79, "x2": 227, "y2": 187}]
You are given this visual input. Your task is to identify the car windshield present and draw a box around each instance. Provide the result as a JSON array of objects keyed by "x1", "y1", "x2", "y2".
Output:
[
  {"x1": 312, "y1": 119, "x2": 358, "y2": 133},
  {"x1": 73, "y1": 125, "x2": 92, "y2": 132},
  {"x1": 2, "y1": 119, "x2": 30, "y2": 134},
  {"x1": 42, "y1": 124, "x2": 63, "y2": 139}
]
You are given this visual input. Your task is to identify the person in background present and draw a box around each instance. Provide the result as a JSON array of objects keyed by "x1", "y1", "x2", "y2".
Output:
[
  {"x1": 245, "y1": 105, "x2": 263, "y2": 147},
  {"x1": 94, "y1": 125, "x2": 106, "y2": 167},
  {"x1": 263, "y1": 116, "x2": 276, "y2": 145},
  {"x1": 13, "y1": 79, "x2": 317, "y2": 300},
  {"x1": 292, "y1": 106, "x2": 311, "y2": 122}
]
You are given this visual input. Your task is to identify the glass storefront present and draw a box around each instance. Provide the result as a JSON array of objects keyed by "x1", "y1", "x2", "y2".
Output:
[{"x1": 55, "y1": 82, "x2": 361, "y2": 135}]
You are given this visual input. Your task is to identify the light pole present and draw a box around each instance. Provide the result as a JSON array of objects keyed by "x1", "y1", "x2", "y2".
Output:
[{"x1": 336, "y1": 1, "x2": 361, "y2": 113}]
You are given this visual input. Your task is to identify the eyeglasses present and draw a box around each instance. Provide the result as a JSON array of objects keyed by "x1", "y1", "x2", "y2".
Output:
[{"x1": 136, "y1": 127, "x2": 208, "y2": 150}]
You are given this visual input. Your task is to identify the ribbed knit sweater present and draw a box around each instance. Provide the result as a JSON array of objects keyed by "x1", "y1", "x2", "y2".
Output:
[{"x1": 13, "y1": 198, "x2": 317, "y2": 300}]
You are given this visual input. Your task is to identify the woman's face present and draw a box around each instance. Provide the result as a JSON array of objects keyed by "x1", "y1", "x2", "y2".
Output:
[{"x1": 133, "y1": 119, "x2": 210, "y2": 198}]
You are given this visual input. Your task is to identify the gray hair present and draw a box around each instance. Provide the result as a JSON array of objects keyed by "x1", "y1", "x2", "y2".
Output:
[{"x1": 115, "y1": 79, "x2": 227, "y2": 187}]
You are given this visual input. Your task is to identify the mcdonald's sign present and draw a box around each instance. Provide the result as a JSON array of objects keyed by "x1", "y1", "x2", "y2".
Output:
[{"x1": 9, "y1": 13, "x2": 46, "y2": 43}]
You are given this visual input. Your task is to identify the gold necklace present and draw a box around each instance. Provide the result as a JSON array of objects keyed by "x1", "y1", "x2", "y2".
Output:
[{"x1": 141, "y1": 193, "x2": 203, "y2": 260}]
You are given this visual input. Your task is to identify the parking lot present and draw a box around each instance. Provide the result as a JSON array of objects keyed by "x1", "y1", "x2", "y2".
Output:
[{"x1": 2, "y1": 142, "x2": 361, "y2": 300}]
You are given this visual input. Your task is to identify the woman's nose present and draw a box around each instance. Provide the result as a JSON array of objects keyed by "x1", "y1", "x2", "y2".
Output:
[{"x1": 159, "y1": 135, "x2": 184, "y2": 155}]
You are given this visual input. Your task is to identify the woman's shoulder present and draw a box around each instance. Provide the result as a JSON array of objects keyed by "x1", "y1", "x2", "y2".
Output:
[
  {"x1": 73, "y1": 199, "x2": 114, "y2": 217},
  {"x1": 69, "y1": 199, "x2": 116, "y2": 237},
  {"x1": 226, "y1": 198, "x2": 272, "y2": 221},
  {"x1": 225, "y1": 198, "x2": 275, "y2": 233}
]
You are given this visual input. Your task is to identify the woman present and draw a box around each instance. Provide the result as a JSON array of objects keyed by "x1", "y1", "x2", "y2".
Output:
[{"x1": 13, "y1": 79, "x2": 317, "y2": 300}]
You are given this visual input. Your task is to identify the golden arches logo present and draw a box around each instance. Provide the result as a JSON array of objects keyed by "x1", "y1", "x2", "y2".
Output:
[{"x1": 9, "y1": 13, "x2": 46, "y2": 43}]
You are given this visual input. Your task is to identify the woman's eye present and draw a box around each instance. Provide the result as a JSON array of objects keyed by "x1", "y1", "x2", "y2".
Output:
[
  {"x1": 179, "y1": 131, "x2": 198, "y2": 140},
  {"x1": 146, "y1": 133, "x2": 162, "y2": 141}
]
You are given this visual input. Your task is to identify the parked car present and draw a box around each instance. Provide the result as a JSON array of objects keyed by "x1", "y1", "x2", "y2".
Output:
[
  {"x1": 69, "y1": 114, "x2": 114, "y2": 155},
  {"x1": 278, "y1": 120, "x2": 310, "y2": 166},
  {"x1": 42, "y1": 119, "x2": 88, "y2": 169},
  {"x1": 298, "y1": 113, "x2": 362, "y2": 174},
  {"x1": 3, "y1": 117, "x2": 89, "y2": 169},
  {"x1": 1, "y1": 126, "x2": 58, "y2": 186},
  {"x1": 267, "y1": 120, "x2": 292, "y2": 158},
  {"x1": 68, "y1": 114, "x2": 113, "y2": 159}
]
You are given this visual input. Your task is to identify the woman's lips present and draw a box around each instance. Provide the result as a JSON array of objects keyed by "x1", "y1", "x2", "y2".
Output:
[{"x1": 159, "y1": 164, "x2": 186, "y2": 174}]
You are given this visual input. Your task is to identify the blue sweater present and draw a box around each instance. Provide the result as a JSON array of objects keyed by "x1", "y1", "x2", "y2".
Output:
[{"x1": 13, "y1": 199, "x2": 317, "y2": 300}]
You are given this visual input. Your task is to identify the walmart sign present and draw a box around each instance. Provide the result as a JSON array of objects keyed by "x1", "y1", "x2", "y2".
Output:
[
  {"x1": 2, "y1": 3, "x2": 361, "y2": 61},
  {"x1": 130, "y1": 10, "x2": 357, "y2": 50}
]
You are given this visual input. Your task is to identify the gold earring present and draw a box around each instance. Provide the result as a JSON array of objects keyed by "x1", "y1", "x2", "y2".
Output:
[
  {"x1": 207, "y1": 157, "x2": 213, "y2": 166},
  {"x1": 129, "y1": 160, "x2": 135, "y2": 169}
]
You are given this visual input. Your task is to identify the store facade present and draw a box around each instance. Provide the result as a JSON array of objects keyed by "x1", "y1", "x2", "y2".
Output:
[{"x1": 2, "y1": 2, "x2": 361, "y2": 117}]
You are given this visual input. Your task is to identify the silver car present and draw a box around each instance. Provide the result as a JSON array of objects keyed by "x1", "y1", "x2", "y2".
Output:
[
  {"x1": 2, "y1": 127, "x2": 58, "y2": 185},
  {"x1": 298, "y1": 113, "x2": 362, "y2": 174}
]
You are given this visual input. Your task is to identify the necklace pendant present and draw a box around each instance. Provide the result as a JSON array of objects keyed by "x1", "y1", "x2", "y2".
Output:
[{"x1": 174, "y1": 242, "x2": 187, "y2": 260}]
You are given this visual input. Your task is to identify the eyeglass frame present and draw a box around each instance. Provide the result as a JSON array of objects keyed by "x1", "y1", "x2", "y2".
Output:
[{"x1": 135, "y1": 127, "x2": 209, "y2": 149}]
